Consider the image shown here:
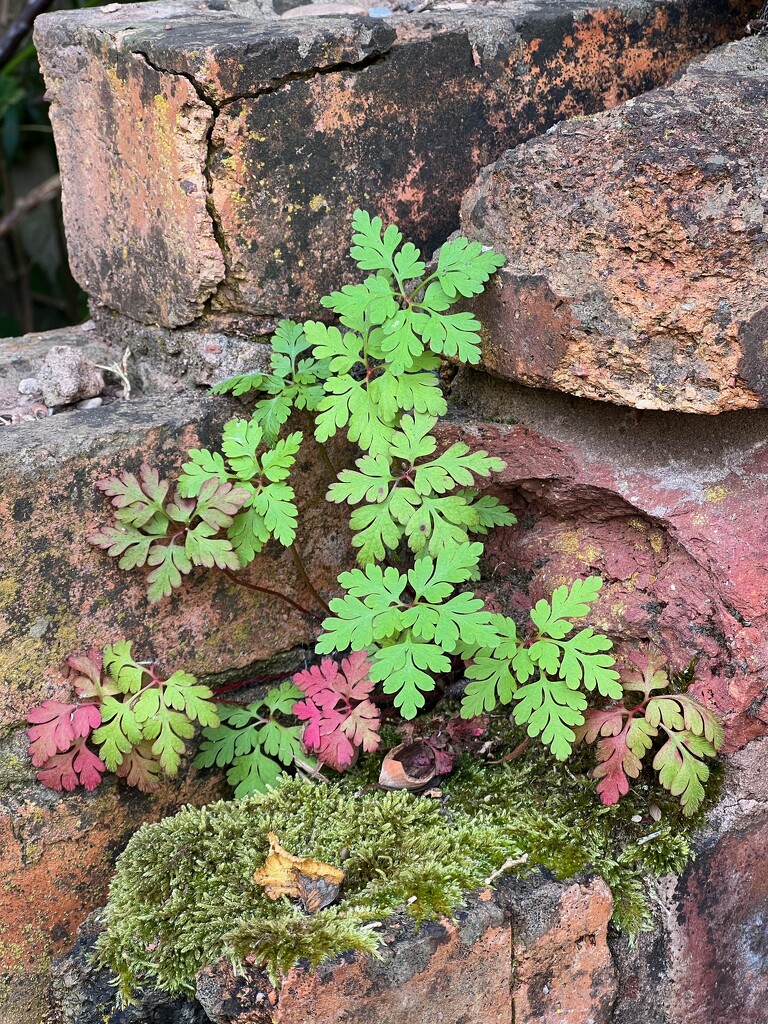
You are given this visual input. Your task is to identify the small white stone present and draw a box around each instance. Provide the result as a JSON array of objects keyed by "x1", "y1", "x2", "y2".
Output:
[
  {"x1": 18, "y1": 377, "x2": 40, "y2": 395},
  {"x1": 76, "y1": 397, "x2": 103, "y2": 410}
]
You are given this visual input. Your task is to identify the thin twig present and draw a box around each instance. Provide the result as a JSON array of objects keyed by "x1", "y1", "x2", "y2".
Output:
[
  {"x1": 212, "y1": 672, "x2": 293, "y2": 697},
  {"x1": 290, "y1": 543, "x2": 331, "y2": 615},
  {"x1": 221, "y1": 567, "x2": 321, "y2": 621},
  {"x1": 488, "y1": 737, "x2": 531, "y2": 765},
  {"x1": 0, "y1": 173, "x2": 60, "y2": 240},
  {"x1": 0, "y1": 0, "x2": 55, "y2": 70},
  {"x1": 316, "y1": 438, "x2": 338, "y2": 478},
  {"x1": 95, "y1": 347, "x2": 132, "y2": 400},
  {"x1": 485, "y1": 853, "x2": 529, "y2": 885}
]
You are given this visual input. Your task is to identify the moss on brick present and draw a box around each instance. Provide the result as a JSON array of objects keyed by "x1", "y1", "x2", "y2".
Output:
[{"x1": 97, "y1": 740, "x2": 714, "y2": 999}]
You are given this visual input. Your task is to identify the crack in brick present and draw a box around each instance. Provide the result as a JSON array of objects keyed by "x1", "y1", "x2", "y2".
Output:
[
  {"x1": 132, "y1": 48, "x2": 230, "y2": 308},
  {"x1": 133, "y1": 44, "x2": 392, "y2": 322}
]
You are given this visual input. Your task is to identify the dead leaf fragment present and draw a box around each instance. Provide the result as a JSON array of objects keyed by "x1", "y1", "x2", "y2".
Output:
[{"x1": 253, "y1": 832, "x2": 344, "y2": 913}]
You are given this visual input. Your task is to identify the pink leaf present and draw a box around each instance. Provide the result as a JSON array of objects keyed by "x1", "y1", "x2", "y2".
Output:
[
  {"x1": 576, "y1": 705, "x2": 627, "y2": 746},
  {"x1": 592, "y1": 721, "x2": 642, "y2": 806},
  {"x1": 340, "y1": 699, "x2": 381, "y2": 753},
  {"x1": 293, "y1": 659, "x2": 341, "y2": 700},
  {"x1": 27, "y1": 700, "x2": 102, "y2": 767},
  {"x1": 444, "y1": 715, "x2": 488, "y2": 743},
  {"x1": 293, "y1": 655, "x2": 380, "y2": 771},
  {"x1": 36, "y1": 740, "x2": 106, "y2": 792},
  {"x1": 27, "y1": 700, "x2": 79, "y2": 766},
  {"x1": 315, "y1": 729, "x2": 356, "y2": 771},
  {"x1": 66, "y1": 651, "x2": 103, "y2": 697},
  {"x1": 293, "y1": 698, "x2": 326, "y2": 750},
  {"x1": 338, "y1": 651, "x2": 375, "y2": 700},
  {"x1": 71, "y1": 704, "x2": 102, "y2": 738},
  {"x1": 115, "y1": 744, "x2": 162, "y2": 792}
]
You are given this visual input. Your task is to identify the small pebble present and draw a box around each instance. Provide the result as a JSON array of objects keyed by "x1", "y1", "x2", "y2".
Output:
[
  {"x1": 18, "y1": 377, "x2": 40, "y2": 395},
  {"x1": 368, "y1": 5, "x2": 392, "y2": 14},
  {"x1": 631, "y1": 814, "x2": 643, "y2": 823},
  {"x1": 76, "y1": 397, "x2": 103, "y2": 410}
]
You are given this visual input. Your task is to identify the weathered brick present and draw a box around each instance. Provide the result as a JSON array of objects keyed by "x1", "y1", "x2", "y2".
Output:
[
  {"x1": 0, "y1": 326, "x2": 347, "y2": 1018},
  {"x1": 0, "y1": 331, "x2": 348, "y2": 735},
  {"x1": 450, "y1": 370, "x2": 768, "y2": 749},
  {"x1": 196, "y1": 893, "x2": 513, "y2": 1024},
  {"x1": 461, "y1": 35, "x2": 768, "y2": 413},
  {"x1": 508, "y1": 877, "x2": 616, "y2": 1024},
  {"x1": 35, "y1": 0, "x2": 756, "y2": 334},
  {"x1": 0, "y1": 751, "x2": 223, "y2": 1024}
]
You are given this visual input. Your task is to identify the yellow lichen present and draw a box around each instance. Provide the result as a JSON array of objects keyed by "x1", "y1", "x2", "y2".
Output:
[{"x1": 704, "y1": 485, "x2": 727, "y2": 504}]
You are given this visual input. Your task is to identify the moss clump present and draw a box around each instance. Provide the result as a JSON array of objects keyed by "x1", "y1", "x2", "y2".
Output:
[
  {"x1": 98, "y1": 744, "x2": 712, "y2": 1000},
  {"x1": 98, "y1": 781, "x2": 509, "y2": 997}
]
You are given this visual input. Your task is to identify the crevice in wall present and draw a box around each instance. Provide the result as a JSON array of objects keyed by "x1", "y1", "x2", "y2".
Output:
[
  {"x1": 132, "y1": 41, "x2": 394, "y2": 324},
  {"x1": 132, "y1": 48, "x2": 230, "y2": 321}
]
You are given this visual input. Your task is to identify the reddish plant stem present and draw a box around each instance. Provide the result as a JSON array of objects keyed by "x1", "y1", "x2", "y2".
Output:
[
  {"x1": 290, "y1": 543, "x2": 332, "y2": 616},
  {"x1": 221, "y1": 567, "x2": 321, "y2": 621},
  {"x1": 212, "y1": 672, "x2": 292, "y2": 697},
  {"x1": 489, "y1": 737, "x2": 531, "y2": 765},
  {"x1": 316, "y1": 439, "x2": 338, "y2": 479}
]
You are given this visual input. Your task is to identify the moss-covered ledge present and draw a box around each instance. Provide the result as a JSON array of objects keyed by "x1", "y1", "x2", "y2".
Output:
[{"x1": 74, "y1": 745, "x2": 711, "y2": 1023}]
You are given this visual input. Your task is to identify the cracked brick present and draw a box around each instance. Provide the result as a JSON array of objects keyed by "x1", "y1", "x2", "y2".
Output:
[{"x1": 34, "y1": 0, "x2": 757, "y2": 334}]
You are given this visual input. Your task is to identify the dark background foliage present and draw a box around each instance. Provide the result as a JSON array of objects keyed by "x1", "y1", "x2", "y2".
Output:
[{"x1": 0, "y1": 0, "x2": 102, "y2": 338}]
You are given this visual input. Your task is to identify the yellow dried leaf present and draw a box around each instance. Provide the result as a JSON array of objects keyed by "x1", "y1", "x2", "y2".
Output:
[{"x1": 253, "y1": 832, "x2": 344, "y2": 908}]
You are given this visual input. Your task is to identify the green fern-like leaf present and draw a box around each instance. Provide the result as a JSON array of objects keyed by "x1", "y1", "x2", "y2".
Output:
[
  {"x1": 180, "y1": 421, "x2": 302, "y2": 565},
  {"x1": 318, "y1": 543, "x2": 493, "y2": 720},
  {"x1": 211, "y1": 321, "x2": 330, "y2": 443},
  {"x1": 194, "y1": 683, "x2": 310, "y2": 797},
  {"x1": 328, "y1": 414, "x2": 514, "y2": 563}
]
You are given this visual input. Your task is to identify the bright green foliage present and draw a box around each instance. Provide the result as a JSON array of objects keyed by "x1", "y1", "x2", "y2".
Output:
[
  {"x1": 328, "y1": 413, "x2": 516, "y2": 563},
  {"x1": 578, "y1": 647, "x2": 724, "y2": 814},
  {"x1": 300, "y1": 209, "x2": 505, "y2": 455},
  {"x1": 91, "y1": 640, "x2": 219, "y2": 780},
  {"x1": 461, "y1": 577, "x2": 621, "y2": 760},
  {"x1": 318, "y1": 543, "x2": 498, "y2": 718},
  {"x1": 180, "y1": 420, "x2": 301, "y2": 565},
  {"x1": 211, "y1": 321, "x2": 331, "y2": 443},
  {"x1": 97, "y1": 747, "x2": 713, "y2": 997},
  {"x1": 194, "y1": 682, "x2": 315, "y2": 797},
  {"x1": 89, "y1": 465, "x2": 249, "y2": 602}
]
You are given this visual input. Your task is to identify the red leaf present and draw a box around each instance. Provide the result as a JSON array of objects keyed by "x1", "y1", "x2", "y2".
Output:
[
  {"x1": 27, "y1": 700, "x2": 78, "y2": 766},
  {"x1": 444, "y1": 714, "x2": 488, "y2": 743},
  {"x1": 314, "y1": 729, "x2": 356, "y2": 772},
  {"x1": 66, "y1": 650, "x2": 103, "y2": 696},
  {"x1": 340, "y1": 699, "x2": 381, "y2": 754},
  {"x1": 592, "y1": 721, "x2": 642, "y2": 806},
  {"x1": 36, "y1": 740, "x2": 106, "y2": 792},
  {"x1": 621, "y1": 645, "x2": 669, "y2": 697},
  {"x1": 293, "y1": 660, "x2": 341, "y2": 702},
  {"x1": 27, "y1": 700, "x2": 102, "y2": 767},
  {"x1": 292, "y1": 655, "x2": 380, "y2": 771},
  {"x1": 576, "y1": 705, "x2": 627, "y2": 745},
  {"x1": 115, "y1": 744, "x2": 162, "y2": 792},
  {"x1": 337, "y1": 651, "x2": 375, "y2": 701}
]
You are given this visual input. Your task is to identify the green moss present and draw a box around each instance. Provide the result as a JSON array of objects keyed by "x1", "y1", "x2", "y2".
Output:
[{"x1": 98, "y1": 736, "x2": 716, "y2": 999}]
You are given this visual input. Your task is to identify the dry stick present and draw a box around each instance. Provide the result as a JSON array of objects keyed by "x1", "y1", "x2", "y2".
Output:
[
  {"x1": 0, "y1": 173, "x2": 60, "y2": 240},
  {"x1": 221, "y1": 567, "x2": 321, "y2": 621},
  {"x1": 290, "y1": 543, "x2": 332, "y2": 615},
  {"x1": 488, "y1": 736, "x2": 531, "y2": 765},
  {"x1": 0, "y1": 0, "x2": 55, "y2": 69}
]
